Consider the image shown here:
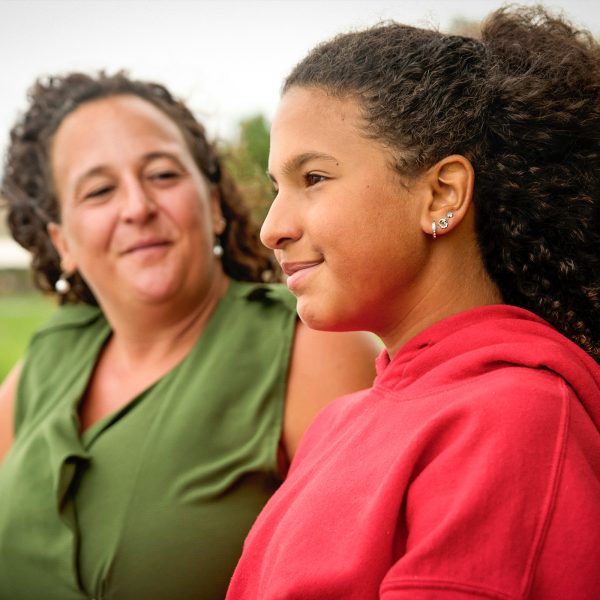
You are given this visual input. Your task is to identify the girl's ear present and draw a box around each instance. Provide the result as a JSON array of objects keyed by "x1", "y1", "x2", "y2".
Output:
[{"x1": 418, "y1": 154, "x2": 475, "y2": 238}]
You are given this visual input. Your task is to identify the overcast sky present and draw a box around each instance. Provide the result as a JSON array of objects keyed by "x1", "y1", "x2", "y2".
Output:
[
  {"x1": 1, "y1": 0, "x2": 599, "y2": 263},
  {"x1": 1, "y1": 0, "x2": 599, "y2": 143}
]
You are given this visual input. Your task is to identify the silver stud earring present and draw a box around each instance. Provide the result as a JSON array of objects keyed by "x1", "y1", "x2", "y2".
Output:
[
  {"x1": 438, "y1": 211, "x2": 455, "y2": 230},
  {"x1": 431, "y1": 221, "x2": 437, "y2": 239},
  {"x1": 55, "y1": 273, "x2": 71, "y2": 294}
]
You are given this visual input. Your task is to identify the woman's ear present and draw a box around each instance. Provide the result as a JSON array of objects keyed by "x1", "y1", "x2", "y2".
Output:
[
  {"x1": 47, "y1": 222, "x2": 77, "y2": 273},
  {"x1": 418, "y1": 155, "x2": 474, "y2": 238},
  {"x1": 210, "y1": 187, "x2": 226, "y2": 235}
]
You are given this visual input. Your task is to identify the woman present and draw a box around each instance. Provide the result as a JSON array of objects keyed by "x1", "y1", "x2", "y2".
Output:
[
  {"x1": 227, "y1": 6, "x2": 600, "y2": 599},
  {"x1": 0, "y1": 72, "x2": 378, "y2": 599}
]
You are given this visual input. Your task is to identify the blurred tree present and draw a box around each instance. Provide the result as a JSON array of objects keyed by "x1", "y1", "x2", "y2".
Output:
[
  {"x1": 240, "y1": 114, "x2": 270, "y2": 174},
  {"x1": 223, "y1": 113, "x2": 273, "y2": 223}
]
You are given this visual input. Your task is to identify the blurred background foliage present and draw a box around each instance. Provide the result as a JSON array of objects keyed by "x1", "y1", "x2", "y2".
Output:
[
  {"x1": 222, "y1": 113, "x2": 273, "y2": 223},
  {"x1": 0, "y1": 295, "x2": 55, "y2": 378}
]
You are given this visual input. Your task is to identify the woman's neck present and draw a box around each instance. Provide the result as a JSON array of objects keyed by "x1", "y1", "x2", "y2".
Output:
[{"x1": 99, "y1": 275, "x2": 230, "y2": 369}]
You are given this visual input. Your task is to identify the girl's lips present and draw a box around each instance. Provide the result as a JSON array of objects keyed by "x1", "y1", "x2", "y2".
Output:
[{"x1": 280, "y1": 260, "x2": 323, "y2": 291}]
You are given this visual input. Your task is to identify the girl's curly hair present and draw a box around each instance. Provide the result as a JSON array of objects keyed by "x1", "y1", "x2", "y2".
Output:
[
  {"x1": 1, "y1": 71, "x2": 278, "y2": 305},
  {"x1": 283, "y1": 5, "x2": 600, "y2": 361}
]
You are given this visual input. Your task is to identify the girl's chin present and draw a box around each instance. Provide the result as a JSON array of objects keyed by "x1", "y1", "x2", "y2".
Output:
[
  {"x1": 297, "y1": 303, "x2": 338, "y2": 332},
  {"x1": 298, "y1": 298, "x2": 368, "y2": 334}
]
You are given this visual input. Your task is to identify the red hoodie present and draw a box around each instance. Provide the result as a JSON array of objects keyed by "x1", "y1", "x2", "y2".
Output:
[{"x1": 227, "y1": 305, "x2": 600, "y2": 599}]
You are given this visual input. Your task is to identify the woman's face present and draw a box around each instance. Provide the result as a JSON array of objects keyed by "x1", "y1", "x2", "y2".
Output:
[
  {"x1": 49, "y1": 95, "x2": 225, "y2": 309},
  {"x1": 263, "y1": 87, "x2": 432, "y2": 337}
]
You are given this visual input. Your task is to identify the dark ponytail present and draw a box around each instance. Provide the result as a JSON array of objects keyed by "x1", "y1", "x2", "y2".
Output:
[
  {"x1": 283, "y1": 5, "x2": 600, "y2": 360},
  {"x1": 474, "y1": 6, "x2": 600, "y2": 360}
]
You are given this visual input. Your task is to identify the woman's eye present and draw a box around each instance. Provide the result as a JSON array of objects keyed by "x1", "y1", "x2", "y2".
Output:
[
  {"x1": 149, "y1": 171, "x2": 179, "y2": 182},
  {"x1": 84, "y1": 185, "x2": 114, "y2": 200},
  {"x1": 304, "y1": 173, "x2": 327, "y2": 186}
]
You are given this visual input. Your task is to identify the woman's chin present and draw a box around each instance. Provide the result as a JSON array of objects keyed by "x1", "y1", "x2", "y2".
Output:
[{"x1": 115, "y1": 279, "x2": 182, "y2": 307}]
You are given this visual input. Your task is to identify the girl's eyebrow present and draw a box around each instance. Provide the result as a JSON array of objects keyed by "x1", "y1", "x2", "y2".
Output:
[{"x1": 268, "y1": 151, "x2": 338, "y2": 182}]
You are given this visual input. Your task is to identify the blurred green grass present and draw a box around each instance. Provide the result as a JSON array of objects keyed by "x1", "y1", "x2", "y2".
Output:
[{"x1": 0, "y1": 294, "x2": 57, "y2": 382}]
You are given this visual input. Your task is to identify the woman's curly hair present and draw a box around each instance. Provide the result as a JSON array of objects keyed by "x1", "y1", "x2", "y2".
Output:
[
  {"x1": 283, "y1": 5, "x2": 600, "y2": 361},
  {"x1": 1, "y1": 71, "x2": 278, "y2": 305}
]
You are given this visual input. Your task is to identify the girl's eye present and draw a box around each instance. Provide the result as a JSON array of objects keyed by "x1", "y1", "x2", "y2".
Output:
[{"x1": 305, "y1": 173, "x2": 327, "y2": 186}]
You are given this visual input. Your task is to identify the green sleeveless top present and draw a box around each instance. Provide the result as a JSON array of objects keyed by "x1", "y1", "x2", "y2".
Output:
[{"x1": 0, "y1": 281, "x2": 297, "y2": 600}]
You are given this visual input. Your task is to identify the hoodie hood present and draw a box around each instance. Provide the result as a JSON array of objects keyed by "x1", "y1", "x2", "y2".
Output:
[{"x1": 375, "y1": 304, "x2": 600, "y2": 433}]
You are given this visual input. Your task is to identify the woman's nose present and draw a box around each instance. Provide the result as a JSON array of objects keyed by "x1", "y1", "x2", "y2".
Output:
[
  {"x1": 121, "y1": 180, "x2": 157, "y2": 223},
  {"x1": 260, "y1": 193, "x2": 302, "y2": 250}
]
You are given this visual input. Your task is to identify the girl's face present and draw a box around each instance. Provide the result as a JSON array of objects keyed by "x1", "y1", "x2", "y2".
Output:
[
  {"x1": 49, "y1": 95, "x2": 226, "y2": 310},
  {"x1": 263, "y1": 86, "x2": 433, "y2": 339}
]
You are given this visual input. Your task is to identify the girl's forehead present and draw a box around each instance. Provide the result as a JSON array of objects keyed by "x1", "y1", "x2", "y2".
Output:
[
  {"x1": 275, "y1": 87, "x2": 362, "y2": 124},
  {"x1": 270, "y1": 87, "x2": 394, "y2": 173}
]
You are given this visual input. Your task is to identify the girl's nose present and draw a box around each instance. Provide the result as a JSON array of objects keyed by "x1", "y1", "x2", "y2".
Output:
[{"x1": 260, "y1": 192, "x2": 302, "y2": 250}]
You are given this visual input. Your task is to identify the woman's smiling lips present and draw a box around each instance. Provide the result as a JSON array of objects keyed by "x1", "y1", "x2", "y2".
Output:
[
  {"x1": 280, "y1": 260, "x2": 323, "y2": 292},
  {"x1": 121, "y1": 238, "x2": 173, "y2": 256}
]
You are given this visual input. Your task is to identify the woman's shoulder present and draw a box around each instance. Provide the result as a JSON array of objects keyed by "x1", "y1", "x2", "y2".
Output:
[
  {"x1": 31, "y1": 301, "x2": 105, "y2": 341},
  {"x1": 22, "y1": 302, "x2": 106, "y2": 368}
]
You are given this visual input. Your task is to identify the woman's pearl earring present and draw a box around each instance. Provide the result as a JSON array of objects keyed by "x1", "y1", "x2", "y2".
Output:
[
  {"x1": 55, "y1": 273, "x2": 71, "y2": 294},
  {"x1": 213, "y1": 217, "x2": 227, "y2": 257}
]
